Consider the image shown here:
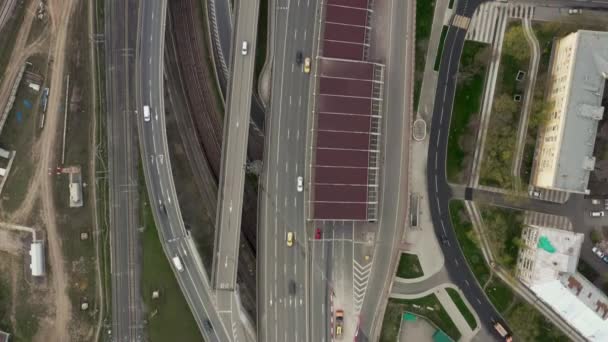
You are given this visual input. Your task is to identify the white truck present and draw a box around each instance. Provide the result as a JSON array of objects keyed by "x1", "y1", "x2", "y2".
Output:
[
  {"x1": 143, "y1": 105, "x2": 151, "y2": 122},
  {"x1": 172, "y1": 255, "x2": 184, "y2": 272}
]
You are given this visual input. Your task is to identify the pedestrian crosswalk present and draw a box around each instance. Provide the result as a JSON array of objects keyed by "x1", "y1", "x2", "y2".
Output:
[
  {"x1": 524, "y1": 211, "x2": 572, "y2": 231},
  {"x1": 452, "y1": 14, "x2": 471, "y2": 30},
  {"x1": 466, "y1": 2, "x2": 535, "y2": 44},
  {"x1": 532, "y1": 187, "x2": 570, "y2": 204}
]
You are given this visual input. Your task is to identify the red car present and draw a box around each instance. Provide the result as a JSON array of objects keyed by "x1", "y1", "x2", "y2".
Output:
[{"x1": 314, "y1": 228, "x2": 322, "y2": 240}]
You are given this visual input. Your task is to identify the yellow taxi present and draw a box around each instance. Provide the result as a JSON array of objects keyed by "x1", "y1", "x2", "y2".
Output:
[
  {"x1": 287, "y1": 232, "x2": 294, "y2": 247},
  {"x1": 304, "y1": 57, "x2": 311, "y2": 73}
]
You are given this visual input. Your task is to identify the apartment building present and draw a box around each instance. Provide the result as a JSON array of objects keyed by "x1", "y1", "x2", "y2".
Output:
[{"x1": 532, "y1": 30, "x2": 608, "y2": 193}]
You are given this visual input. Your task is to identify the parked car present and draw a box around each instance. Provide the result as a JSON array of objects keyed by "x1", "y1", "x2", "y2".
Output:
[
  {"x1": 241, "y1": 41, "x2": 248, "y2": 55},
  {"x1": 315, "y1": 228, "x2": 322, "y2": 240},
  {"x1": 592, "y1": 199, "x2": 601, "y2": 205},
  {"x1": 297, "y1": 176, "x2": 303, "y2": 192},
  {"x1": 529, "y1": 190, "x2": 541, "y2": 198},
  {"x1": 593, "y1": 246, "x2": 605, "y2": 258},
  {"x1": 603, "y1": 255, "x2": 608, "y2": 264},
  {"x1": 568, "y1": 8, "x2": 582, "y2": 14},
  {"x1": 591, "y1": 211, "x2": 605, "y2": 217}
]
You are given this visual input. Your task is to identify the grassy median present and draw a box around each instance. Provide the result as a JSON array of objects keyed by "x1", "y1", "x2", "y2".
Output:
[
  {"x1": 446, "y1": 288, "x2": 477, "y2": 330},
  {"x1": 139, "y1": 167, "x2": 202, "y2": 341},
  {"x1": 396, "y1": 253, "x2": 423, "y2": 279}
]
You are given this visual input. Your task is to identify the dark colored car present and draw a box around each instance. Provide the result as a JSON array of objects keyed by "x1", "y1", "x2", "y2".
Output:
[
  {"x1": 315, "y1": 228, "x2": 322, "y2": 240},
  {"x1": 203, "y1": 319, "x2": 214, "y2": 331},
  {"x1": 296, "y1": 51, "x2": 303, "y2": 65},
  {"x1": 289, "y1": 280, "x2": 297, "y2": 295}
]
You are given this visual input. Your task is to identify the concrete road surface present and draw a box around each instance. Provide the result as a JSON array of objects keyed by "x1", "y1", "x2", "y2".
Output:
[
  {"x1": 212, "y1": 0, "x2": 260, "y2": 292},
  {"x1": 258, "y1": 0, "x2": 318, "y2": 340},
  {"x1": 105, "y1": 0, "x2": 143, "y2": 340},
  {"x1": 135, "y1": 0, "x2": 233, "y2": 340}
]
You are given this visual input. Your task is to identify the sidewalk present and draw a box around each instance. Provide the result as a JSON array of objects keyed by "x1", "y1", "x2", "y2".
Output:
[
  {"x1": 391, "y1": 282, "x2": 480, "y2": 341},
  {"x1": 416, "y1": 0, "x2": 451, "y2": 119},
  {"x1": 511, "y1": 17, "x2": 540, "y2": 185}
]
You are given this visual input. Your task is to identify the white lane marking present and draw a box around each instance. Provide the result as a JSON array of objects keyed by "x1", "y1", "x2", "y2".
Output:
[
  {"x1": 304, "y1": 29, "x2": 307, "y2": 41},
  {"x1": 294, "y1": 28, "x2": 298, "y2": 40},
  {"x1": 289, "y1": 95, "x2": 292, "y2": 106},
  {"x1": 295, "y1": 163, "x2": 298, "y2": 174},
  {"x1": 149, "y1": 57, "x2": 152, "y2": 65},
  {"x1": 292, "y1": 63, "x2": 294, "y2": 73},
  {"x1": 287, "y1": 129, "x2": 290, "y2": 139},
  {"x1": 440, "y1": 220, "x2": 447, "y2": 234},
  {"x1": 297, "y1": 129, "x2": 300, "y2": 141},
  {"x1": 285, "y1": 162, "x2": 288, "y2": 172},
  {"x1": 298, "y1": 96, "x2": 302, "y2": 107},
  {"x1": 436, "y1": 197, "x2": 441, "y2": 215}
]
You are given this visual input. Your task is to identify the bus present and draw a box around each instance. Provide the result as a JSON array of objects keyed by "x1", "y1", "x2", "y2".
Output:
[{"x1": 143, "y1": 105, "x2": 151, "y2": 122}]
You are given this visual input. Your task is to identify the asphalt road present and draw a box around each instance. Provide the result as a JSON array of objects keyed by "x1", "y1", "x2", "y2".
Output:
[
  {"x1": 208, "y1": 0, "x2": 267, "y2": 133},
  {"x1": 134, "y1": 0, "x2": 231, "y2": 340},
  {"x1": 212, "y1": 0, "x2": 259, "y2": 292},
  {"x1": 352, "y1": 0, "x2": 414, "y2": 340},
  {"x1": 257, "y1": 0, "x2": 317, "y2": 340},
  {"x1": 105, "y1": 0, "x2": 143, "y2": 340},
  {"x1": 425, "y1": 0, "x2": 512, "y2": 340}
]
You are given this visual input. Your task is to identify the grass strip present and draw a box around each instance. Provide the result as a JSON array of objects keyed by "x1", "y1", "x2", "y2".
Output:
[
  {"x1": 380, "y1": 295, "x2": 461, "y2": 342},
  {"x1": 396, "y1": 253, "x2": 424, "y2": 279},
  {"x1": 139, "y1": 167, "x2": 202, "y2": 341},
  {"x1": 446, "y1": 41, "x2": 488, "y2": 183},
  {"x1": 434, "y1": 25, "x2": 448, "y2": 71},
  {"x1": 446, "y1": 288, "x2": 477, "y2": 330}
]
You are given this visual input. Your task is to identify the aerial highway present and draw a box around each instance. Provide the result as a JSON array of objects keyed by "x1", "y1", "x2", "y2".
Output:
[
  {"x1": 135, "y1": 0, "x2": 232, "y2": 340},
  {"x1": 210, "y1": 0, "x2": 259, "y2": 338},
  {"x1": 105, "y1": 0, "x2": 143, "y2": 340},
  {"x1": 258, "y1": 0, "x2": 317, "y2": 341},
  {"x1": 425, "y1": 0, "x2": 512, "y2": 339},
  {"x1": 212, "y1": 0, "x2": 259, "y2": 292}
]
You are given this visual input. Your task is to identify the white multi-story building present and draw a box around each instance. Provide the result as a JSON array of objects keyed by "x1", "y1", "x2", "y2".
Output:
[
  {"x1": 532, "y1": 30, "x2": 608, "y2": 194},
  {"x1": 516, "y1": 225, "x2": 608, "y2": 341}
]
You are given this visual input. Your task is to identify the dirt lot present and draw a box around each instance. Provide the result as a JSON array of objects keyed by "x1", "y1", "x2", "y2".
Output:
[{"x1": 0, "y1": 0, "x2": 101, "y2": 341}]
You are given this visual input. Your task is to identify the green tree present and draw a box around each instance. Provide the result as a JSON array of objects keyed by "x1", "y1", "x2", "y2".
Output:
[{"x1": 503, "y1": 25, "x2": 530, "y2": 63}]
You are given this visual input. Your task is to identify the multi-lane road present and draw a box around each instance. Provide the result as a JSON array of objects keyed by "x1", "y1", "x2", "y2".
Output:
[
  {"x1": 258, "y1": 0, "x2": 318, "y2": 340},
  {"x1": 135, "y1": 0, "x2": 231, "y2": 340},
  {"x1": 105, "y1": 0, "x2": 143, "y2": 340},
  {"x1": 212, "y1": 0, "x2": 259, "y2": 293}
]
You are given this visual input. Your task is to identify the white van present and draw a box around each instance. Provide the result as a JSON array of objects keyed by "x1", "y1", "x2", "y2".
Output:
[
  {"x1": 172, "y1": 255, "x2": 184, "y2": 272},
  {"x1": 241, "y1": 41, "x2": 248, "y2": 55}
]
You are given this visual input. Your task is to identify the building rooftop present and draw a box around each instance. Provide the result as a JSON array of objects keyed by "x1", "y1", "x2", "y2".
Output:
[
  {"x1": 555, "y1": 30, "x2": 608, "y2": 193},
  {"x1": 531, "y1": 273, "x2": 608, "y2": 341},
  {"x1": 518, "y1": 226, "x2": 583, "y2": 286}
]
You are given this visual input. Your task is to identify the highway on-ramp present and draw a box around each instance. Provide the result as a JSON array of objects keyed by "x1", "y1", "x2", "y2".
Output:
[
  {"x1": 212, "y1": 0, "x2": 259, "y2": 293},
  {"x1": 135, "y1": 0, "x2": 229, "y2": 340}
]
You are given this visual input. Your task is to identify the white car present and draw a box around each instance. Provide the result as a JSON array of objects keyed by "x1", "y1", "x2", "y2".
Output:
[
  {"x1": 593, "y1": 246, "x2": 605, "y2": 258},
  {"x1": 529, "y1": 190, "x2": 540, "y2": 198},
  {"x1": 568, "y1": 8, "x2": 582, "y2": 14},
  {"x1": 591, "y1": 211, "x2": 605, "y2": 217},
  {"x1": 297, "y1": 176, "x2": 303, "y2": 192},
  {"x1": 241, "y1": 41, "x2": 248, "y2": 55}
]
